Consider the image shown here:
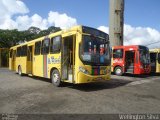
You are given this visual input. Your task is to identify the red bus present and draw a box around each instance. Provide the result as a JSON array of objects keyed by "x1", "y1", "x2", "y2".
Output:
[{"x1": 111, "y1": 45, "x2": 151, "y2": 76}]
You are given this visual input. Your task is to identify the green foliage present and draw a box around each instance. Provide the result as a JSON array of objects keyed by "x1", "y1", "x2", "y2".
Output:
[
  {"x1": 0, "y1": 26, "x2": 61, "y2": 48},
  {"x1": 0, "y1": 49, "x2": 9, "y2": 67}
]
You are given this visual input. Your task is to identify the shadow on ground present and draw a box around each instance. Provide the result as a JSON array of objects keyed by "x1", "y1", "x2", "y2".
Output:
[
  {"x1": 23, "y1": 74, "x2": 133, "y2": 92},
  {"x1": 64, "y1": 79, "x2": 132, "y2": 92},
  {"x1": 14, "y1": 71, "x2": 159, "y2": 92},
  {"x1": 113, "y1": 73, "x2": 160, "y2": 78}
]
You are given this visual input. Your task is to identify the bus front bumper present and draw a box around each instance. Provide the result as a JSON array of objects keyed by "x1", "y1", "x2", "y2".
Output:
[{"x1": 76, "y1": 72, "x2": 111, "y2": 84}]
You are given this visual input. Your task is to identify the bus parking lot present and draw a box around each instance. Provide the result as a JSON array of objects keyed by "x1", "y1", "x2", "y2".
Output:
[{"x1": 0, "y1": 68, "x2": 160, "y2": 114}]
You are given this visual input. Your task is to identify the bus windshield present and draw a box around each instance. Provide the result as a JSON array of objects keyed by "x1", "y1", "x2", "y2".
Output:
[
  {"x1": 139, "y1": 46, "x2": 150, "y2": 64},
  {"x1": 80, "y1": 35, "x2": 110, "y2": 65}
]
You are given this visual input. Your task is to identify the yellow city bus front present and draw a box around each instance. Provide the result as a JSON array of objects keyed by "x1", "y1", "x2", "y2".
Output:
[{"x1": 74, "y1": 26, "x2": 111, "y2": 84}]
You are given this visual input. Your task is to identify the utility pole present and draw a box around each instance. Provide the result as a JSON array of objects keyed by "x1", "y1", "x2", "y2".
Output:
[{"x1": 109, "y1": 0, "x2": 124, "y2": 46}]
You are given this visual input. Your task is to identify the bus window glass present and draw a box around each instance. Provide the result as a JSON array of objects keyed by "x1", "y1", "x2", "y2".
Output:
[
  {"x1": 80, "y1": 35, "x2": 110, "y2": 65},
  {"x1": 21, "y1": 45, "x2": 27, "y2": 56},
  {"x1": 50, "y1": 36, "x2": 61, "y2": 53},
  {"x1": 16, "y1": 47, "x2": 21, "y2": 57},
  {"x1": 41, "y1": 38, "x2": 50, "y2": 54},
  {"x1": 113, "y1": 49, "x2": 123, "y2": 58},
  {"x1": 139, "y1": 46, "x2": 150, "y2": 64},
  {"x1": 34, "y1": 41, "x2": 41, "y2": 55},
  {"x1": 158, "y1": 53, "x2": 160, "y2": 64}
]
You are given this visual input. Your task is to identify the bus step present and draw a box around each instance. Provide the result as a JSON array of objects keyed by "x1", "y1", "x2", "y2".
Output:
[
  {"x1": 127, "y1": 66, "x2": 134, "y2": 69},
  {"x1": 28, "y1": 74, "x2": 33, "y2": 76},
  {"x1": 126, "y1": 69, "x2": 133, "y2": 73}
]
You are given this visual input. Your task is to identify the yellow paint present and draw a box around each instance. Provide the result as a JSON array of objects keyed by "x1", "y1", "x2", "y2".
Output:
[
  {"x1": 150, "y1": 49, "x2": 160, "y2": 73},
  {"x1": 9, "y1": 26, "x2": 111, "y2": 84}
]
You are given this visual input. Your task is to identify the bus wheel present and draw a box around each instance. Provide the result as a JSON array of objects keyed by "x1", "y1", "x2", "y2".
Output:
[
  {"x1": 51, "y1": 69, "x2": 61, "y2": 87},
  {"x1": 115, "y1": 67, "x2": 123, "y2": 76},
  {"x1": 18, "y1": 66, "x2": 23, "y2": 76}
]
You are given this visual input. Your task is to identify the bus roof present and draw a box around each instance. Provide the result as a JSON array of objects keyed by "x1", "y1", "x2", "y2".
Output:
[
  {"x1": 10, "y1": 25, "x2": 83, "y2": 49},
  {"x1": 112, "y1": 45, "x2": 147, "y2": 49},
  {"x1": 10, "y1": 25, "x2": 108, "y2": 50}
]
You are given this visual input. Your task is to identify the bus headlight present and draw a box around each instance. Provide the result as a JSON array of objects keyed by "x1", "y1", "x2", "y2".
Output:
[{"x1": 79, "y1": 66, "x2": 90, "y2": 74}]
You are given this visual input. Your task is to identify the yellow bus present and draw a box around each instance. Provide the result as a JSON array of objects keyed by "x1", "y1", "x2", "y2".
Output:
[
  {"x1": 150, "y1": 49, "x2": 160, "y2": 73},
  {"x1": 9, "y1": 26, "x2": 111, "y2": 86}
]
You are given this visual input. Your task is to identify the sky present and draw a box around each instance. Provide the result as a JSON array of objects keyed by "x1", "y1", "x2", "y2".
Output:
[{"x1": 0, "y1": 0, "x2": 160, "y2": 48}]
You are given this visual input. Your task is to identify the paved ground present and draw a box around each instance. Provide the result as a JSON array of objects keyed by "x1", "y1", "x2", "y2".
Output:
[{"x1": 0, "y1": 68, "x2": 160, "y2": 114}]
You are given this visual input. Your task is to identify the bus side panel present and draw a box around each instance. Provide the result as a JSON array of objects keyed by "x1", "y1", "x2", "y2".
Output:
[
  {"x1": 16, "y1": 57, "x2": 21, "y2": 72},
  {"x1": 156, "y1": 59, "x2": 160, "y2": 73},
  {"x1": 9, "y1": 58, "x2": 12, "y2": 70},
  {"x1": 26, "y1": 60, "x2": 32, "y2": 74},
  {"x1": 47, "y1": 54, "x2": 61, "y2": 79},
  {"x1": 15, "y1": 57, "x2": 27, "y2": 73},
  {"x1": 33, "y1": 55, "x2": 44, "y2": 77},
  {"x1": 22, "y1": 57, "x2": 27, "y2": 73}
]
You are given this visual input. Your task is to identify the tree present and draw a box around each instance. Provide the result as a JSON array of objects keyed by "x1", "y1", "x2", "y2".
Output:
[{"x1": 0, "y1": 26, "x2": 61, "y2": 48}]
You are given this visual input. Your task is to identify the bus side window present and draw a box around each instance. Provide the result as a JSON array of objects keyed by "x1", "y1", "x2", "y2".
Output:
[
  {"x1": 113, "y1": 49, "x2": 123, "y2": 58},
  {"x1": 158, "y1": 53, "x2": 160, "y2": 64},
  {"x1": 41, "y1": 38, "x2": 50, "y2": 55},
  {"x1": 16, "y1": 47, "x2": 21, "y2": 57},
  {"x1": 50, "y1": 36, "x2": 61, "y2": 54},
  {"x1": 21, "y1": 45, "x2": 27, "y2": 57},
  {"x1": 34, "y1": 41, "x2": 41, "y2": 55}
]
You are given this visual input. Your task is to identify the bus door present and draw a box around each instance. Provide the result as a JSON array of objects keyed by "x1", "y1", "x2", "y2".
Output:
[
  {"x1": 12, "y1": 50, "x2": 16, "y2": 70},
  {"x1": 125, "y1": 50, "x2": 135, "y2": 73},
  {"x1": 61, "y1": 35, "x2": 75, "y2": 82},
  {"x1": 27, "y1": 46, "x2": 33, "y2": 74}
]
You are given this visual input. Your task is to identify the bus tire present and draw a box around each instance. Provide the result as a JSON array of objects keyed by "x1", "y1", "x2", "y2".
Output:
[
  {"x1": 115, "y1": 66, "x2": 123, "y2": 76},
  {"x1": 18, "y1": 66, "x2": 23, "y2": 76},
  {"x1": 51, "y1": 69, "x2": 61, "y2": 87}
]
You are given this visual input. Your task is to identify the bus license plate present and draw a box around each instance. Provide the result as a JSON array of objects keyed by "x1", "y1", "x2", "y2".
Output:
[{"x1": 93, "y1": 77, "x2": 103, "y2": 81}]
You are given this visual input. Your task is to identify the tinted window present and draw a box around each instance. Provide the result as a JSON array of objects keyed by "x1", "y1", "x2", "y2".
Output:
[
  {"x1": 16, "y1": 47, "x2": 21, "y2": 57},
  {"x1": 113, "y1": 49, "x2": 123, "y2": 58},
  {"x1": 158, "y1": 53, "x2": 160, "y2": 64},
  {"x1": 21, "y1": 45, "x2": 27, "y2": 56},
  {"x1": 82, "y1": 26, "x2": 109, "y2": 40},
  {"x1": 34, "y1": 41, "x2": 41, "y2": 55},
  {"x1": 50, "y1": 36, "x2": 61, "y2": 53},
  {"x1": 41, "y1": 38, "x2": 50, "y2": 54},
  {"x1": 80, "y1": 35, "x2": 111, "y2": 65}
]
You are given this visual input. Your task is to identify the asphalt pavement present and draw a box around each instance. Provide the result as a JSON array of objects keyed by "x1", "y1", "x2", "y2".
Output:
[{"x1": 0, "y1": 68, "x2": 160, "y2": 114}]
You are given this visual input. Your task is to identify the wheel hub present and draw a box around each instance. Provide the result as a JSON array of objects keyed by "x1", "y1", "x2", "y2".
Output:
[
  {"x1": 53, "y1": 74, "x2": 59, "y2": 83},
  {"x1": 116, "y1": 69, "x2": 121, "y2": 74}
]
